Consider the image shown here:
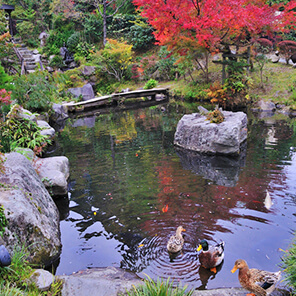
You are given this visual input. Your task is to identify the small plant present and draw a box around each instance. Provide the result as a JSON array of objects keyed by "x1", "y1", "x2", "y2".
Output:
[
  {"x1": 206, "y1": 108, "x2": 225, "y2": 124},
  {"x1": 143, "y1": 79, "x2": 158, "y2": 89},
  {"x1": 124, "y1": 276, "x2": 193, "y2": 296},
  {"x1": 0, "y1": 105, "x2": 51, "y2": 154},
  {"x1": 0, "y1": 205, "x2": 7, "y2": 238}
]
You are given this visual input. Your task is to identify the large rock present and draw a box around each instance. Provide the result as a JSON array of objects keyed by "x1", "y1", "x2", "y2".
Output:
[
  {"x1": 33, "y1": 156, "x2": 70, "y2": 196},
  {"x1": 67, "y1": 83, "x2": 95, "y2": 101},
  {"x1": 0, "y1": 152, "x2": 61, "y2": 266},
  {"x1": 174, "y1": 111, "x2": 247, "y2": 155}
]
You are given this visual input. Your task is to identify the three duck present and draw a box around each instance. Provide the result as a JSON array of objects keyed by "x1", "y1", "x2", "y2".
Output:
[{"x1": 166, "y1": 226, "x2": 281, "y2": 295}]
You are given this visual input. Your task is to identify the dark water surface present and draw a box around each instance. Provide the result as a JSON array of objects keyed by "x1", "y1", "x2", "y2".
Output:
[{"x1": 52, "y1": 105, "x2": 296, "y2": 291}]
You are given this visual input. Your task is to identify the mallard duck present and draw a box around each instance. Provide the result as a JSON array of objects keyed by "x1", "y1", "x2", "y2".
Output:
[
  {"x1": 231, "y1": 259, "x2": 281, "y2": 296},
  {"x1": 197, "y1": 240, "x2": 225, "y2": 273},
  {"x1": 167, "y1": 226, "x2": 186, "y2": 253}
]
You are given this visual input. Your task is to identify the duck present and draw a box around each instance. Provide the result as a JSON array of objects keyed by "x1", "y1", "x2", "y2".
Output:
[
  {"x1": 197, "y1": 239, "x2": 225, "y2": 273},
  {"x1": 167, "y1": 226, "x2": 186, "y2": 253},
  {"x1": 231, "y1": 259, "x2": 281, "y2": 296}
]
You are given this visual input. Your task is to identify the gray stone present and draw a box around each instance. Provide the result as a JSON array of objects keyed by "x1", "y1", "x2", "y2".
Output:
[
  {"x1": 58, "y1": 266, "x2": 142, "y2": 296},
  {"x1": 33, "y1": 156, "x2": 70, "y2": 196},
  {"x1": 67, "y1": 83, "x2": 95, "y2": 101},
  {"x1": 81, "y1": 66, "x2": 96, "y2": 76},
  {"x1": 174, "y1": 111, "x2": 247, "y2": 155},
  {"x1": 37, "y1": 120, "x2": 56, "y2": 138},
  {"x1": 0, "y1": 152, "x2": 61, "y2": 265},
  {"x1": 52, "y1": 103, "x2": 69, "y2": 122},
  {"x1": 30, "y1": 269, "x2": 54, "y2": 291}
]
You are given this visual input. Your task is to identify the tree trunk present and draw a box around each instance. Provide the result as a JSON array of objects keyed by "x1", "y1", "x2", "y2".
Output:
[{"x1": 103, "y1": 1, "x2": 107, "y2": 46}]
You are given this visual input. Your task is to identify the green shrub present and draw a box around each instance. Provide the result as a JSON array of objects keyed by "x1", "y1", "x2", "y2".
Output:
[
  {"x1": 0, "y1": 105, "x2": 52, "y2": 153},
  {"x1": 49, "y1": 55, "x2": 65, "y2": 69},
  {"x1": 143, "y1": 79, "x2": 158, "y2": 89},
  {"x1": 124, "y1": 276, "x2": 193, "y2": 296},
  {"x1": 11, "y1": 71, "x2": 58, "y2": 113}
]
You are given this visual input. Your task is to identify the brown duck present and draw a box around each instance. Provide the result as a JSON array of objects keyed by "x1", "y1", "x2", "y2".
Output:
[
  {"x1": 231, "y1": 259, "x2": 281, "y2": 296},
  {"x1": 197, "y1": 240, "x2": 225, "y2": 273},
  {"x1": 167, "y1": 226, "x2": 186, "y2": 254}
]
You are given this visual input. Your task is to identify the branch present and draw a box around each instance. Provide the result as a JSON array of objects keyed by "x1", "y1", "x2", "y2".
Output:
[{"x1": 191, "y1": 0, "x2": 201, "y2": 16}]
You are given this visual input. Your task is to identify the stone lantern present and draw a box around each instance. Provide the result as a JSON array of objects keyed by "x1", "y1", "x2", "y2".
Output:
[{"x1": 0, "y1": 4, "x2": 15, "y2": 37}]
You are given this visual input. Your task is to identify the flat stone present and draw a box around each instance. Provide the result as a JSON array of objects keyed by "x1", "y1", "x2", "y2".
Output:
[
  {"x1": 58, "y1": 267, "x2": 143, "y2": 296},
  {"x1": 30, "y1": 269, "x2": 54, "y2": 291}
]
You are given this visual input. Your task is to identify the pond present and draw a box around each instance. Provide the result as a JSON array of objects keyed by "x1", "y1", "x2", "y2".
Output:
[{"x1": 50, "y1": 103, "x2": 296, "y2": 291}]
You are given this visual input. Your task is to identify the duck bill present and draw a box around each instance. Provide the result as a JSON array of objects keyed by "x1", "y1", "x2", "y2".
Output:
[
  {"x1": 182, "y1": 229, "x2": 186, "y2": 232},
  {"x1": 197, "y1": 244, "x2": 202, "y2": 251},
  {"x1": 231, "y1": 266, "x2": 238, "y2": 273}
]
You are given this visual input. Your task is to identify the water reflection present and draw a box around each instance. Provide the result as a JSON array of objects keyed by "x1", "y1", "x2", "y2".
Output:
[
  {"x1": 52, "y1": 106, "x2": 296, "y2": 290},
  {"x1": 175, "y1": 146, "x2": 246, "y2": 187}
]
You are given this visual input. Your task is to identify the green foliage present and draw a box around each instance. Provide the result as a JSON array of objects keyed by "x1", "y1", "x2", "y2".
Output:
[
  {"x1": 281, "y1": 234, "x2": 296, "y2": 292},
  {"x1": 83, "y1": 13, "x2": 103, "y2": 44},
  {"x1": 49, "y1": 55, "x2": 65, "y2": 69},
  {"x1": 0, "y1": 105, "x2": 51, "y2": 153},
  {"x1": 11, "y1": 71, "x2": 58, "y2": 113},
  {"x1": 0, "y1": 65, "x2": 13, "y2": 90},
  {"x1": 124, "y1": 276, "x2": 193, "y2": 296},
  {"x1": 43, "y1": 22, "x2": 74, "y2": 56},
  {"x1": 0, "y1": 245, "x2": 62, "y2": 295},
  {"x1": 143, "y1": 79, "x2": 158, "y2": 89},
  {"x1": 156, "y1": 46, "x2": 177, "y2": 81},
  {"x1": 0, "y1": 205, "x2": 7, "y2": 238},
  {"x1": 95, "y1": 38, "x2": 133, "y2": 82},
  {"x1": 126, "y1": 18, "x2": 155, "y2": 51}
]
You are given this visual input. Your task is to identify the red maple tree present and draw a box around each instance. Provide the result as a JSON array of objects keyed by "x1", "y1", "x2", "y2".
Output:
[{"x1": 133, "y1": 0, "x2": 296, "y2": 81}]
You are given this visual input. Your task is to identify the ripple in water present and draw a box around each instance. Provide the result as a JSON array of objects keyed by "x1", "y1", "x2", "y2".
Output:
[{"x1": 120, "y1": 234, "x2": 224, "y2": 290}]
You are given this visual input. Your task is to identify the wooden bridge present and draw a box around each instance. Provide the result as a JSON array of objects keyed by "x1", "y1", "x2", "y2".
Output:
[{"x1": 63, "y1": 87, "x2": 169, "y2": 113}]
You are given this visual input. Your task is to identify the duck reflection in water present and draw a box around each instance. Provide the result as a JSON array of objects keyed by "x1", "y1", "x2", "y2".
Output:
[{"x1": 196, "y1": 261, "x2": 224, "y2": 290}]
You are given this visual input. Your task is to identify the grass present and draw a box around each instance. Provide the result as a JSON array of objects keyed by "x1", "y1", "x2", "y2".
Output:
[
  {"x1": 123, "y1": 276, "x2": 193, "y2": 296},
  {"x1": 0, "y1": 245, "x2": 62, "y2": 296},
  {"x1": 280, "y1": 233, "x2": 296, "y2": 293}
]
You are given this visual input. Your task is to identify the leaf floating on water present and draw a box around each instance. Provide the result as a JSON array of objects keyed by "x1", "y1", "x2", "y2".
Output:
[
  {"x1": 138, "y1": 244, "x2": 144, "y2": 248},
  {"x1": 162, "y1": 204, "x2": 169, "y2": 213},
  {"x1": 264, "y1": 190, "x2": 273, "y2": 210}
]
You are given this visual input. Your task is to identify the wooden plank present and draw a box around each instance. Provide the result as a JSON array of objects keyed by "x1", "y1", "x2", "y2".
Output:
[{"x1": 63, "y1": 87, "x2": 169, "y2": 112}]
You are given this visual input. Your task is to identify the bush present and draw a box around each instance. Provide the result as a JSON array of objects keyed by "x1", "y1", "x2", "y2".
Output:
[
  {"x1": 11, "y1": 71, "x2": 58, "y2": 113},
  {"x1": 0, "y1": 105, "x2": 52, "y2": 153},
  {"x1": 127, "y1": 23, "x2": 155, "y2": 51},
  {"x1": 143, "y1": 79, "x2": 158, "y2": 89},
  {"x1": 96, "y1": 39, "x2": 133, "y2": 82}
]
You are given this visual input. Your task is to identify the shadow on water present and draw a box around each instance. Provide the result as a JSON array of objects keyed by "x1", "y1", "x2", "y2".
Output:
[{"x1": 50, "y1": 105, "x2": 296, "y2": 291}]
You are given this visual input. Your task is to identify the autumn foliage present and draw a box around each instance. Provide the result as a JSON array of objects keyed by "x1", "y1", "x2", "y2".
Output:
[{"x1": 133, "y1": 0, "x2": 296, "y2": 54}]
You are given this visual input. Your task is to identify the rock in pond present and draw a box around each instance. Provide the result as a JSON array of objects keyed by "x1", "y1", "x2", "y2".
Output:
[{"x1": 174, "y1": 111, "x2": 247, "y2": 155}]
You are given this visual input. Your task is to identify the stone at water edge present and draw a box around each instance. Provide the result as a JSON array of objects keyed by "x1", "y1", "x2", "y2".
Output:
[{"x1": 0, "y1": 245, "x2": 11, "y2": 267}]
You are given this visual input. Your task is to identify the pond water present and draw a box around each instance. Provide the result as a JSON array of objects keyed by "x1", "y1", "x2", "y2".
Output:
[{"x1": 51, "y1": 103, "x2": 296, "y2": 291}]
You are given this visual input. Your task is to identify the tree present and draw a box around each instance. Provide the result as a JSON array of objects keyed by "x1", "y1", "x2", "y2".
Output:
[
  {"x1": 133, "y1": 0, "x2": 296, "y2": 82},
  {"x1": 93, "y1": 0, "x2": 129, "y2": 46},
  {"x1": 97, "y1": 38, "x2": 133, "y2": 81}
]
